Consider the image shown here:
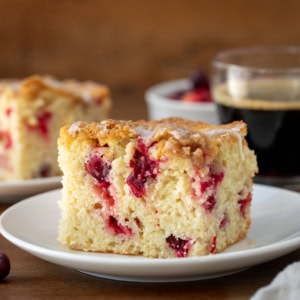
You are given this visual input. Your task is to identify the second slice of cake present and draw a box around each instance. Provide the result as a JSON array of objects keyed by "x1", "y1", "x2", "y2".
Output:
[
  {"x1": 0, "y1": 75, "x2": 111, "y2": 180},
  {"x1": 58, "y1": 117, "x2": 258, "y2": 258}
]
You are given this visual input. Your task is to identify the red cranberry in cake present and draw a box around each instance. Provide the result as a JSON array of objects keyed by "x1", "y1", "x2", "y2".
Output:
[
  {"x1": 27, "y1": 111, "x2": 52, "y2": 140},
  {"x1": 202, "y1": 195, "x2": 216, "y2": 212},
  {"x1": 126, "y1": 139, "x2": 159, "y2": 198},
  {"x1": 107, "y1": 216, "x2": 133, "y2": 236},
  {"x1": 93, "y1": 182, "x2": 115, "y2": 208},
  {"x1": 5, "y1": 107, "x2": 12, "y2": 117},
  {"x1": 126, "y1": 172, "x2": 145, "y2": 198},
  {"x1": 166, "y1": 234, "x2": 193, "y2": 258},
  {"x1": 85, "y1": 153, "x2": 115, "y2": 207},
  {"x1": 85, "y1": 153, "x2": 111, "y2": 183},
  {"x1": 0, "y1": 130, "x2": 12, "y2": 150},
  {"x1": 194, "y1": 169, "x2": 224, "y2": 212},
  {"x1": 200, "y1": 170, "x2": 224, "y2": 193}
]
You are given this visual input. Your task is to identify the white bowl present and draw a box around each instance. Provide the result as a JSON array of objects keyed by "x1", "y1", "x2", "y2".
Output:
[{"x1": 145, "y1": 79, "x2": 219, "y2": 124}]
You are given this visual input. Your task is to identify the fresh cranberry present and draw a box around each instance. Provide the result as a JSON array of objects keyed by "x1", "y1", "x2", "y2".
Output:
[
  {"x1": 107, "y1": 216, "x2": 133, "y2": 236},
  {"x1": 0, "y1": 252, "x2": 10, "y2": 281},
  {"x1": 168, "y1": 90, "x2": 187, "y2": 100},
  {"x1": 167, "y1": 70, "x2": 212, "y2": 102},
  {"x1": 238, "y1": 193, "x2": 252, "y2": 218},
  {"x1": 126, "y1": 139, "x2": 158, "y2": 198},
  {"x1": 182, "y1": 88, "x2": 212, "y2": 103},
  {"x1": 85, "y1": 154, "x2": 111, "y2": 183},
  {"x1": 166, "y1": 234, "x2": 192, "y2": 258},
  {"x1": 190, "y1": 69, "x2": 210, "y2": 89},
  {"x1": 209, "y1": 236, "x2": 217, "y2": 254},
  {"x1": 27, "y1": 111, "x2": 52, "y2": 139}
]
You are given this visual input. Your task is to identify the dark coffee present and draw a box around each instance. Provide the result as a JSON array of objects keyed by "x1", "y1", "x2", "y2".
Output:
[
  {"x1": 217, "y1": 103, "x2": 300, "y2": 177},
  {"x1": 213, "y1": 80, "x2": 300, "y2": 183}
]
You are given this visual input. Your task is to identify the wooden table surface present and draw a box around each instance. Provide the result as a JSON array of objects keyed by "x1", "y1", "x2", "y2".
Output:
[{"x1": 1, "y1": 91, "x2": 300, "y2": 299}]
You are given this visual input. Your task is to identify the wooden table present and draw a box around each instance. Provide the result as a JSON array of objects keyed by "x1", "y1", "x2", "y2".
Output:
[{"x1": 1, "y1": 91, "x2": 300, "y2": 299}]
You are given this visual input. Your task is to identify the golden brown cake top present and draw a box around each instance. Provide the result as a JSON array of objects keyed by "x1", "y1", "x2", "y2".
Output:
[
  {"x1": 61, "y1": 117, "x2": 247, "y2": 148},
  {"x1": 59, "y1": 118, "x2": 252, "y2": 170},
  {"x1": 0, "y1": 75, "x2": 110, "y2": 104}
]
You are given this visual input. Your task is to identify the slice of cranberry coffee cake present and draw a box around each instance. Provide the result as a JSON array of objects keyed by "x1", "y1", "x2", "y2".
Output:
[
  {"x1": 58, "y1": 118, "x2": 258, "y2": 258},
  {"x1": 0, "y1": 75, "x2": 111, "y2": 180}
]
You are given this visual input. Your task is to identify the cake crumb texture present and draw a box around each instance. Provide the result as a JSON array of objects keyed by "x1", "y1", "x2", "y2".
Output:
[
  {"x1": 58, "y1": 117, "x2": 258, "y2": 258},
  {"x1": 0, "y1": 75, "x2": 111, "y2": 180}
]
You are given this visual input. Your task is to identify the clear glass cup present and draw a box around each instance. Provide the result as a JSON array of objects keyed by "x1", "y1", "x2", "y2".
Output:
[{"x1": 211, "y1": 46, "x2": 300, "y2": 188}]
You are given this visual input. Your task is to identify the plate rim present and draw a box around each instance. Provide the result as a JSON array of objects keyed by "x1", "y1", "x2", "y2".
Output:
[
  {"x1": 0, "y1": 175, "x2": 61, "y2": 186},
  {"x1": 0, "y1": 176, "x2": 62, "y2": 203},
  {"x1": 1, "y1": 184, "x2": 300, "y2": 282}
]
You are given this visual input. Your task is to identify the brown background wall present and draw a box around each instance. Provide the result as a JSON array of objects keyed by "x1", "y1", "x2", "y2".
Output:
[{"x1": 0, "y1": 0, "x2": 299, "y2": 118}]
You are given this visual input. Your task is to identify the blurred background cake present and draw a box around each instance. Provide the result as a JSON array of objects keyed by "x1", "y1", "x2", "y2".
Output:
[{"x1": 0, "y1": 75, "x2": 111, "y2": 180}]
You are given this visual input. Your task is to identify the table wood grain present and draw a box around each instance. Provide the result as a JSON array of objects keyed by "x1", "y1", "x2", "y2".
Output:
[{"x1": 0, "y1": 91, "x2": 299, "y2": 299}]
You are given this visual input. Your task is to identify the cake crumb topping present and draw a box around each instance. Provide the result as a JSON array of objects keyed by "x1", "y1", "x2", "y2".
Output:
[
  {"x1": 0, "y1": 75, "x2": 110, "y2": 105},
  {"x1": 68, "y1": 121, "x2": 85, "y2": 136}
]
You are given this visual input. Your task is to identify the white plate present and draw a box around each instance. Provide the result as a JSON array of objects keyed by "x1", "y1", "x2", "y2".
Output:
[
  {"x1": 0, "y1": 176, "x2": 61, "y2": 203},
  {"x1": 1, "y1": 184, "x2": 300, "y2": 282}
]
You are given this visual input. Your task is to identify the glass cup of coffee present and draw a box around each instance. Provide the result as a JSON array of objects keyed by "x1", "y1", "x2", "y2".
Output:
[{"x1": 212, "y1": 46, "x2": 300, "y2": 188}]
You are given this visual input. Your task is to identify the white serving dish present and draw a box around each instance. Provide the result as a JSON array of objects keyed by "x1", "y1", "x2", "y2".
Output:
[{"x1": 145, "y1": 79, "x2": 219, "y2": 124}]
